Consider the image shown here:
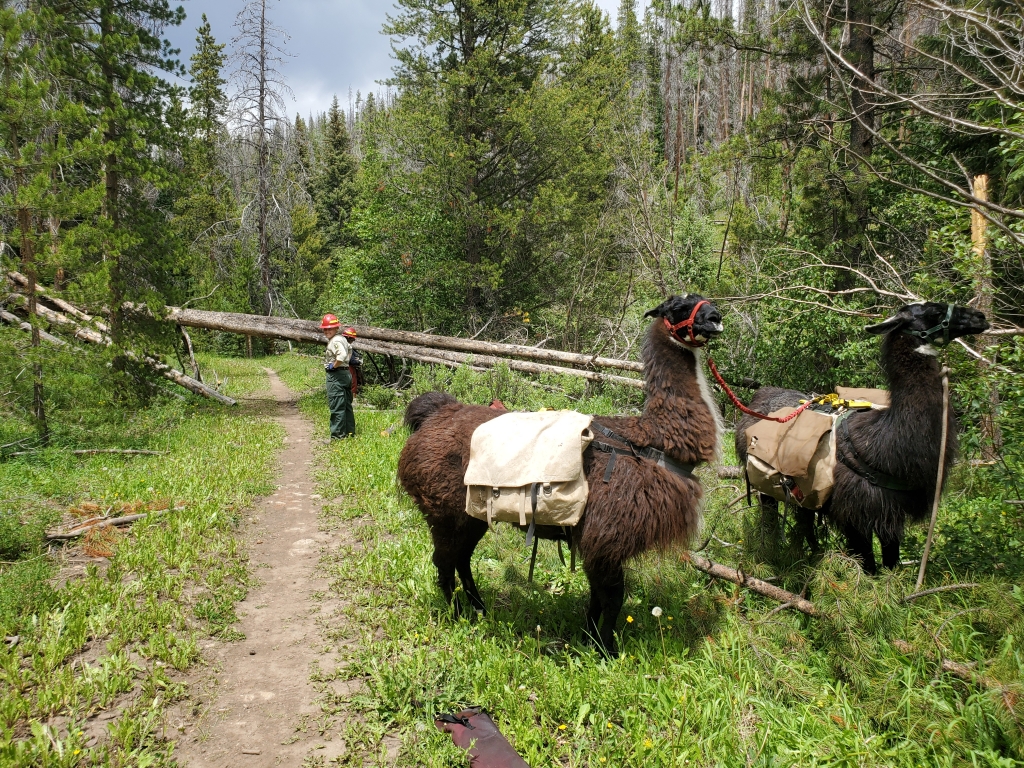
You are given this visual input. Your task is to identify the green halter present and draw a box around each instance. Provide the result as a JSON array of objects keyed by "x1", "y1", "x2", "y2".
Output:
[{"x1": 903, "y1": 304, "x2": 955, "y2": 346}]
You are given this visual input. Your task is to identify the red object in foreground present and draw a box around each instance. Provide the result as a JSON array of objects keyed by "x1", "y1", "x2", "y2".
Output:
[
  {"x1": 488, "y1": 399, "x2": 507, "y2": 411},
  {"x1": 705, "y1": 356, "x2": 813, "y2": 424},
  {"x1": 320, "y1": 313, "x2": 340, "y2": 329},
  {"x1": 435, "y1": 708, "x2": 529, "y2": 768}
]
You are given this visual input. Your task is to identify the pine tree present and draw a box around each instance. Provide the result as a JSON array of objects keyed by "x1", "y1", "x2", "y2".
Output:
[
  {"x1": 310, "y1": 96, "x2": 356, "y2": 252},
  {"x1": 0, "y1": 4, "x2": 50, "y2": 440},
  {"x1": 174, "y1": 14, "x2": 231, "y2": 293},
  {"x1": 189, "y1": 14, "x2": 227, "y2": 162},
  {"x1": 357, "y1": 0, "x2": 618, "y2": 335},
  {"x1": 60, "y1": 0, "x2": 185, "y2": 344}
]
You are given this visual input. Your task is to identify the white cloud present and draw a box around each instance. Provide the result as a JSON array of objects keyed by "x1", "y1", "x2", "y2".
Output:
[{"x1": 167, "y1": 0, "x2": 641, "y2": 118}]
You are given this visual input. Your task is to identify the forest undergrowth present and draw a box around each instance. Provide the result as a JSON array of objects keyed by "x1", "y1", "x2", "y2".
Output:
[
  {"x1": 0, "y1": 341, "x2": 282, "y2": 766},
  {"x1": 276, "y1": 355, "x2": 1024, "y2": 768}
]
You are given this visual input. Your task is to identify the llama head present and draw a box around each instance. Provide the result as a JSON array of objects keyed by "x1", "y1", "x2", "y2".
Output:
[
  {"x1": 644, "y1": 294, "x2": 724, "y2": 347},
  {"x1": 865, "y1": 302, "x2": 990, "y2": 346}
]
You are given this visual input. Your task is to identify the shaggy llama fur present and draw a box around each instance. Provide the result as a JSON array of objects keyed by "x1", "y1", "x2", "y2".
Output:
[
  {"x1": 398, "y1": 294, "x2": 724, "y2": 653},
  {"x1": 735, "y1": 302, "x2": 989, "y2": 572}
]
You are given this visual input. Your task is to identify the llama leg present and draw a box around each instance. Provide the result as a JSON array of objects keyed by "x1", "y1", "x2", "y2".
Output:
[
  {"x1": 843, "y1": 524, "x2": 877, "y2": 574},
  {"x1": 455, "y1": 520, "x2": 488, "y2": 613},
  {"x1": 879, "y1": 538, "x2": 901, "y2": 570},
  {"x1": 586, "y1": 563, "x2": 625, "y2": 657},
  {"x1": 431, "y1": 548, "x2": 458, "y2": 606},
  {"x1": 428, "y1": 526, "x2": 460, "y2": 610},
  {"x1": 794, "y1": 507, "x2": 819, "y2": 554},
  {"x1": 585, "y1": 589, "x2": 602, "y2": 645}
]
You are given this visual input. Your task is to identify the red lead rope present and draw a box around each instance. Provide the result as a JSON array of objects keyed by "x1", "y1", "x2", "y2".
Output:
[{"x1": 705, "y1": 356, "x2": 815, "y2": 424}]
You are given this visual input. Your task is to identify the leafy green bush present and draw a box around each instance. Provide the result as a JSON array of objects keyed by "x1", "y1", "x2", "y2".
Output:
[{"x1": 361, "y1": 383, "x2": 399, "y2": 410}]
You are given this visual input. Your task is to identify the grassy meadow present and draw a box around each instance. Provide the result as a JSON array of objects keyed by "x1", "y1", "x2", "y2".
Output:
[
  {"x1": 268, "y1": 354, "x2": 1024, "y2": 768},
  {"x1": 1, "y1": 336, "x2": 1021, "y2": 767},
  {"x1": 0, "y1": 337, "x2": 282, "y2": 766}
]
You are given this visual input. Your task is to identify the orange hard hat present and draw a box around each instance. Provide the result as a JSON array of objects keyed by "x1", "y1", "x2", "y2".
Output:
[
  {"x1": 342, "y1": 326, "x2": 357, "y2": 338},
  {"x1": 320, "y1": 314, "x2": 340, "y2": 329}
]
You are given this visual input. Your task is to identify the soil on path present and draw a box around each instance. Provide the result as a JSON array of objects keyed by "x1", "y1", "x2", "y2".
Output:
[{"x1": 172, "y1": 370, "x2": 348, "y2": 766}]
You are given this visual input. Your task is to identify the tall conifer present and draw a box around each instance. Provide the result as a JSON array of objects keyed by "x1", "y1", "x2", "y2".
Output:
[{"x1": 310, "y1": 96, "x2": 356, "y2": 252}]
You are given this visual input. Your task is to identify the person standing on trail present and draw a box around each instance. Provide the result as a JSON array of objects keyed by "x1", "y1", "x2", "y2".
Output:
[{"x1": 321, "y1": 314, "x2": 355, "y2": 439}]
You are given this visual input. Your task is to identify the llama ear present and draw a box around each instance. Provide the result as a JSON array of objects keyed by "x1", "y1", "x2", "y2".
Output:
[
  {"x1": 864, "y1": 312, "x2": 910, "y2": 335},
  {"x1": 644, "y1": 296, "x2": 678, "y2": 319}
]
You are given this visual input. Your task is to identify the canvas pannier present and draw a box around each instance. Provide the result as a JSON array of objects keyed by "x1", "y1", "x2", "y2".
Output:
[
  {"x1": 743, "y1": 390, "x2": 889, "y2": 509},
  {"x1": 464, "y1": 411, "x2": 594, "y2": 528},
  {"x1": 744, "y1": 407, "x2": 840, "y2": 509}
]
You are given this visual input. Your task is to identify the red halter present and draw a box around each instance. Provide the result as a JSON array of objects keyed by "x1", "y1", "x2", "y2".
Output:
[{"x1": 664, "y1": 299, "x2": 710, "y2": 347}]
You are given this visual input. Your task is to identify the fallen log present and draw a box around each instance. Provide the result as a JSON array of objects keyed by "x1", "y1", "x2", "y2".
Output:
[
  {"x1": 682, "y1": 551, "x2": 819, "y2": 616},
  {"x1": 357, "y1": 338, "x2": 644, "y2": 389},
  {"x1": 161, "y1": 306, "x2": 646, "y2": 373},
  {"x1": 4, "y1": 295, "x2": 235, "y2": 405},
  {"x1": 6, "y1": 271, "x2": 109, "y2": 330},
  {"x1": 362, "y1": 346, "x2": 490, "y2": 374},
  {"x1": 143, "y1": 355, "x2": 236, "y2": 405},
  {"x1": 0, "y1": 308, "x2": 68, "y2": 346},
  {"x1": 6, "y1": 292, "x2": 108, "y2": 344}
]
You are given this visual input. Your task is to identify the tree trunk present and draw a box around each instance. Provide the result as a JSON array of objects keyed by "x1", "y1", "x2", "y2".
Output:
[
  {"x1": 845, "y1": 0, "x2": 875, "y2": 166},
  {"x1": 972, "y1": 175, "x2": 1002, "y2": 460},
  {"x1": 161, "y1": 306, "x2": 646, "y2": 372},
  {"x1": 355, "y1": 338, "x2": 644, "y2": 389},
  {"x1": 100, "y1": 0, "x2": 123, "y2": 345}
]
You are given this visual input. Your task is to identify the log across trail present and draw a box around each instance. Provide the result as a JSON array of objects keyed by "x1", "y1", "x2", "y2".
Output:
[
  {"x1": 163, "y1": 306, "x2": 645, "y2": 373},
  {"x1": 161, "y1": 306, "x2": 645, "y2": 386}
]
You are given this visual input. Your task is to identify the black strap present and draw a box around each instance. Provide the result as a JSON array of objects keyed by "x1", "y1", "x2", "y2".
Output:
[
  {"x1": 837, "y1": 414, "x2": 920, "y2": 491},
  {"x1": 436, "y1": 713, "x2": 475, "y2": 729},
  {"x1": 590, "y1": 422, "x2": 696, "y2": 480},
  {"x1": 602, "y1": 448, "x2": 618, "y2": 482}
]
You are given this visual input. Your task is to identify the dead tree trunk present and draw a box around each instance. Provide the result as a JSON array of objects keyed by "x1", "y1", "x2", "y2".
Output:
[
  {"x1": 162, "y1": 306, "x2": 645, "y2": 373},
  {"x1": 972, "y1": 175, "x2": 1002, "y2": 460}
]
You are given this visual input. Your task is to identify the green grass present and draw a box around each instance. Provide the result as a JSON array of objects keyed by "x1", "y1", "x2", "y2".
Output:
[
  {"x1": 0, "y1": 342, "x2": 283, "y2": 766},
  {"x1": 268, "y1": 354, "x2": 1024, "y2": 767}
]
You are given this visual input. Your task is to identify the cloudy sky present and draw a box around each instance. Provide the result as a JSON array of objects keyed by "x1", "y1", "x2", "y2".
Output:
[{"x1": 164, "y1": 0, "x2": 629, "y2": 119}]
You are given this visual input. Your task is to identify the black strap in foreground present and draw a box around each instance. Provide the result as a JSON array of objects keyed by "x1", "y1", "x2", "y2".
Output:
[
  {"x1": 836, "y1": 414, "x2": 920, "y2": 492},
  {"x1": 590, "y1": 422, "x2": 696, "y2": 481}
]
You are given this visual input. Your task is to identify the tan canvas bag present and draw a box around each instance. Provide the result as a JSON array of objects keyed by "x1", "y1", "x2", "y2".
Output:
[
  {"x1": 744, "y1": 407, "x2": 839, "y2": 509},
  {"x1": 464, "y1": 411, "x2": 594, "y2": 528}
]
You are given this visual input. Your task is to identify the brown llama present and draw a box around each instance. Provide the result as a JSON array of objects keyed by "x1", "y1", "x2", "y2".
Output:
[{"x1": 397, "y1": 294, "x2": 725, "y2": 654}]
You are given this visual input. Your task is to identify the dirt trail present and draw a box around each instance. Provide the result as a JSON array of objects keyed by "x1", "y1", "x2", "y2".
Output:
[{"x1": 173, "y1": 370, "x2": 346, "y2": 766}]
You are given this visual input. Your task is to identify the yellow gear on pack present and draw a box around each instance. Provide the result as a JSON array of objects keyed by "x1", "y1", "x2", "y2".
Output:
[
  {"x1": 464, "y1": 411, "x2": 594, "y2": 528},
  {"x1": 743, "y1": 388, "x2": 889, "y2": 509}
]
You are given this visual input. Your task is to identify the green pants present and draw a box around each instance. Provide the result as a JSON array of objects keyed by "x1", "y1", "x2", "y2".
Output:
[{"x1": 326, "y1": 369, "x2": 355, "y2": 439}]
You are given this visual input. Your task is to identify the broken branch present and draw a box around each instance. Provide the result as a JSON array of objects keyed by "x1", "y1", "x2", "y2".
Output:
[
  {"x1": 682, "y1": 551, "x2": 819, "y2": 616},
  {"x1": 47, "y1": 506, "x2": 184, "y2": 541}
]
